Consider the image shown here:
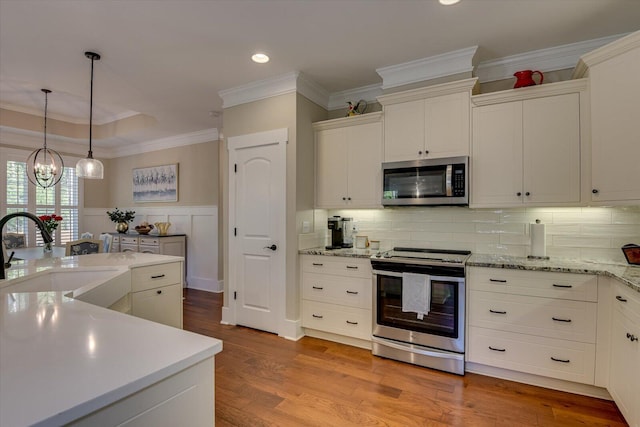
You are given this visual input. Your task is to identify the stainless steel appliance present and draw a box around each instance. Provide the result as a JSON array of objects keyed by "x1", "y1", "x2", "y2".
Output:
[
  {"x1": 371, "y1": 247, "x2": 471, "y2": 375},
  {"x1": 326, "y1": 216, "x2": 353, "y2": 249},
  {"x1": 382, "y1": 156, "x2": 468, "y2": 206}
]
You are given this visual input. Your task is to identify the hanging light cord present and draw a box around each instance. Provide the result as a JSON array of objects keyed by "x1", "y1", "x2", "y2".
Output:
[
  {"x1": 88, "y1": 54, "x2": 95, "y2": 159},
  {"x1": 43, "y1": 90, "x2": 49, "y2": 150}
]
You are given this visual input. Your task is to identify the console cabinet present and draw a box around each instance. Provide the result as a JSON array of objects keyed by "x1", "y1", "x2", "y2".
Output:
[
  {"x1": 471, "y1": 80, "x2": 585, "y2": 208},
  {"x1": 314, "y1": 112, "x2": 383, "y2": 208},
  {"x1": 301, "y1": 255, "x2": 372, "y2": 346},
  {"x1": 467, "y1": 267, "x2": 599, "y2": 385},
  {"x1": 378, "y1": 78, "x2": 477, "y2": 162},
  {"x1": 110, "y1": 234, "x2": 186, "y2": 258}
]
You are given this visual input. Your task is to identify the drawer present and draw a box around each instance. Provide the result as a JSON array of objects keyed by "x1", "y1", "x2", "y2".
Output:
[
  {"x1": 139, "y1": 237, "x2": 160, "y2": 246},
  {"x1": 302, "y1": 272, "x2": 372, "y2": 309},
  {"x1": 302, "y1": 300, "x2": 371, "y2": 341},
  {"x1": 468, "y1": 326, "x2": 596, "y2": 385},
  {"x1": 301, "y1": 255, "x2": 371, "y2": 279},
  {"x1": 468, "y1": 267, "x2": 597, "y2": 302},
  {"x1": 131, "y1": 283, "x2": 182, "y2": 329},
  {"x1": 468, "y1": 290, "x2": 597, "y2": 343},
  {"x1": 612, "y1": 282, "x2": 640, "y2": 325},
  {"x1": 131, "y1": 262, "x2": 182, "y2": 292},
  {"x1": 139, "y1": 245, "x2": 161, "y2": 254},
  {"x1": 120, "y1": 236, "x2": 139, "y2": 245}
]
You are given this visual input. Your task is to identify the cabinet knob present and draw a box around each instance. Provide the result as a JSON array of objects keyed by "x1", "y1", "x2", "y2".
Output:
[
  {"x1": 347, "y1": 197, "x2": 351, "y2": 201},
  {"x1": 418, "y1": 151, "x2": 422, "y2": 155},
  {"x1": 516, "y1": 192, "x2": 522, "y2": 197},
  {"x1": 156, "y1": 290, "x2": 162, "y2": 294},
  {"x1": 525, "y1": 192, "x2": 530, "y2": 196},
  {"x1": 425, "y1": 150, "x2": 429, "y2": 155},
  {"x1": 342, "y1": 197, "x2": 347, "y2": 201},
  {"x1": 592, "y1": 189, "x2": 599, "y2": 194}
]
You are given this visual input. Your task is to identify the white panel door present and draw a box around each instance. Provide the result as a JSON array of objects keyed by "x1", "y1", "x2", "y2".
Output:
[
  {"x1": 346, "y1": 121, "x2": 382, "y2": 207},
  {"x1": 383, "y1": 99, "x2": 425, "y2": 162},
  {"x1": 315, "y1": 128, "x2": 348, "y2": 207},
  {"x1": 425, "y1": 92, "x2": 470, "y2": 158},
  {"x1": 229, "y1": 129, "x2": 286, "y2": 334}
]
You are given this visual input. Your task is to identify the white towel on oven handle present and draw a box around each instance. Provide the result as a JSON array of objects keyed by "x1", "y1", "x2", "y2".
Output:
[{"x1": 402, "y1": 272, "x2": 431, "y2": 319}]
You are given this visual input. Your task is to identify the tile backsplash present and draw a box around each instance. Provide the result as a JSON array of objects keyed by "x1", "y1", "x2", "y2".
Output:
[{"x1": 301, "y1": 206, "x2": 640, "y2": 264}]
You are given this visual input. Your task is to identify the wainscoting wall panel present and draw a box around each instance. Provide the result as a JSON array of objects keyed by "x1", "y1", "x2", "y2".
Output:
[{"x1": 82, "y1": 206, "x2": 220, "y2": 292}]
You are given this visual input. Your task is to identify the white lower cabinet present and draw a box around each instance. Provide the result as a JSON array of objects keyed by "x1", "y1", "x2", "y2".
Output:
[
  {"x1": 608, "y1": 282, "x2": 640, "y2": 427},
  {"x1": 467, "y1": 267, "x2": 598, "y2": 385},
  {"x1": 131, "y1": 262, "x2": 184, "y2": 329},
  {"x1": 301, "y1": 255, "x2": 372, "y2": 345}
]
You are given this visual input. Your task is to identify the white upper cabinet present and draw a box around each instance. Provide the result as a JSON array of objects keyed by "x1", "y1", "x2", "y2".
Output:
[
  {"x1": 577, "y1": 31, "x2": 640, "y2": 204},
  {"x1": 378, "y1": 78, "x2": 477, "y2": 162},
  {"x1": 314, "y1": 112, "x2": 383, "y2": 209},
  {"x1": 471, "y1": 80, "x2": 585, "y2": 208}
]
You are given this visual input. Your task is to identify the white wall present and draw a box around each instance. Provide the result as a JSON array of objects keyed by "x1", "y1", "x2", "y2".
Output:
[
  {"x1": 302, "y1": 206, "x2": 640, "y2": 264},
  {"x1": 83, "y1": 205, "x2": 220, "y2": 292}
]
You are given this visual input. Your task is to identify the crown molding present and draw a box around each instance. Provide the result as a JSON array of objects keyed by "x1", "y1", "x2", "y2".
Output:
[
  {"x1": 110, "y1": 128, "x2": 219, "y2": 158},
  {"x1": 477, "y1": 33, "x2": 628, "y2": 83},
  {"x1": 0, "y1": 125, "x2": 218, "y2": 159},
  {"x1": 377, "y1": 77, "x2": 478, "y2": 106},
  {"x1": 219, "y1": 71, "x2": 330, "y2": 109},
  {"x1": 573, "y1": 30, "x2": 639, "y2": 78},
  {"x1": 327, "y1": 83, "x2": 383, "y2": 111},
  {"x1": 312, "y1": 111, "x2": 382, "y2": 131},
  {"x1": 376, "y1": 46, "x2": 478, "y2": 90}
]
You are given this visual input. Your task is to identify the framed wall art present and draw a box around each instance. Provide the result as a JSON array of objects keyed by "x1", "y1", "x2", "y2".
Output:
[{"x1": 132, "y1": 163, "x2": 178, "y2": 202}]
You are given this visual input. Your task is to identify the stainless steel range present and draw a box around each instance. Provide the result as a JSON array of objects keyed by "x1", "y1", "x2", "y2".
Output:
[{"x1": 371, "y1": 247, "x2": 471, "y2": 375}]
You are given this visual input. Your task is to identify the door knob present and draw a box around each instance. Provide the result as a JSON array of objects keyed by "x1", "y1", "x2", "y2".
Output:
[{"x1": 264, "y1": 244, "x2": 277, "y2": 251}]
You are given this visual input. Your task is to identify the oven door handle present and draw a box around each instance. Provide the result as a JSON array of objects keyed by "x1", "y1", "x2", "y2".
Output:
[
  {"x1": 372, "y1": 336, "x2": 464, "y2": 361},
  {"x1": 372, "y1": 270, "x2": 403, "y2": 277}
]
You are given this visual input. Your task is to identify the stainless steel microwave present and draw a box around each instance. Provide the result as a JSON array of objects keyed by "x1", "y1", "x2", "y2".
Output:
[{"x1": 382, "y1": 156, "x2": 468, "y2": 206}]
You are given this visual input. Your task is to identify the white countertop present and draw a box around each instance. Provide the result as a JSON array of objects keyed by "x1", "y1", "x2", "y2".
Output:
[{"x1": 0, "y1": 253, "x2": 223, "y2": 427}]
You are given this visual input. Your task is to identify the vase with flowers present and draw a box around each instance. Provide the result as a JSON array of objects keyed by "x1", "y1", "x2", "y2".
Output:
[
  {"x1": 107, "y1": 208, "x2": 136, "y2": 233},
  {"x1": 37, "y1": 214, "x2": 63, "y2": 253}
]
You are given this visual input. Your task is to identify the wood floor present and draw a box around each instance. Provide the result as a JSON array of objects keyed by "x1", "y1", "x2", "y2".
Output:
[{"x1": 183, "y1": 288, "x2": 627, "y2": 427}]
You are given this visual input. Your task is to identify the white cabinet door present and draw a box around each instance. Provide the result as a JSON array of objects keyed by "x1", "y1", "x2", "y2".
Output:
[
  {"x1": 132, "y1": 283, "x2": 182, "y2": 329},
  {"x1": 472, "y1": 91, "x2": 581, "y2": 208},
  {"x1": 471, "y1": 102, "x2": 523, "y2": 206},
  {"x1": 523, "y1": 93, "x2": 580, "y2": 204},
  {"x1": 383, "y1": 99, "x2": 425, "y2": 162},
  {"x1": 590, "y1": 45, "x2": 640, "y2": 203},
  {"x1": 347, "y1": 121, "x2": 382, "y2": 207},
  {"x1": 425, "y1": 92, "x2": 470, "y2": 158},
  {"x1": 316, "y1": 127, "x2": 349, "y2": 207}
]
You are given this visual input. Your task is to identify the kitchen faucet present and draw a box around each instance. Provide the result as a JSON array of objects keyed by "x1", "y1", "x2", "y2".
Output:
[{"x1": 0, "y1": 212, "x2": 53, "y2": 280}]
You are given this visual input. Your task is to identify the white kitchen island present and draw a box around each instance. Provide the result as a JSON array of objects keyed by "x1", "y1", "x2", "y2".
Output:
[{"x1": 0, "y1": 253, "x2": 222, "y2": 427}]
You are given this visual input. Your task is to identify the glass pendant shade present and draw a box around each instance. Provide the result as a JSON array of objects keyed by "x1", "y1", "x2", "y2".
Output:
[
  {"x1": 76, "y1": 157, "x2": 104, "y2": 179},
  {"x1": 27, "y1": 89, "x2": 64, "y2": 188},
  {"x1": 77, "y1": 51, "x2": 104, "y2": 179}
]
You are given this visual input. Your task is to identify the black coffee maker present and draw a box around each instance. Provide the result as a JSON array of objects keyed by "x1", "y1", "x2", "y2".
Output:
[{"x1": 326, "y1": 216, "x2": 353, "y2": 249}]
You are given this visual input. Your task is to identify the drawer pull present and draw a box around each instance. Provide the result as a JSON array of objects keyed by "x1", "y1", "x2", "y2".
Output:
[
  {"x1": 346, "y1": 266, "x2": 359, "y2": 270},
  {"x1": 627, "y1": 333, "x2": 638, "y2": 342},
  {"x1": 156, "y1": 290, "x2": 162, "y2": 295},
  {"x1": 552, "y1": 317, "x2": 572, "y2": 323},
  {"x1": 312, "y1": 263, "x2": 324, "y2": 267},
  {"x1": 616, "y1": 295, "x2": 628, "y2": 302},
  {"x1": 346, "y1": 290, "x2": 359, "y2": 295},
  {"x1": 489, "y1": 279, "x2": 507, "y2": 283},
  {"x1": 552, "y1": 284, "x2": 573, "y2": 289},
  {"x1": 551, "y1": 357, "x2": 570, "y2": 363},
  {"x1": 312, "y1": 286, "x2": 324, "y2": 290},
  {"x1": 151, "y1": 274, "x2": 166, "y2": 279},
  {"x1": 488, "y1": 346, "x2": 506, "y2": 352},
  {"x1": 346, "y1": 320, "x2": 358, "y2": 325},
  {"x1": 312, "y1": 314, "x2": 323, "y2": 319},
  {"x1": 489, "y1": 309, "x2": 507, "y2": 314}
]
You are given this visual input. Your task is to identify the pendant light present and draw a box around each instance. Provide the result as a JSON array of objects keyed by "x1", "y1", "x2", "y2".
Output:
[
  {"x1": 26, "y1": 89, "x2": 65, "y2": 188},
  {"x1": 76, "y1": 51, "x2": 104, "y2": 179}
]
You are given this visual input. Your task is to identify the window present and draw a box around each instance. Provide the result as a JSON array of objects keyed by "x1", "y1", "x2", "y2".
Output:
[{"x1": 1, "y1": 147, "x2": 83, "y2": 247}]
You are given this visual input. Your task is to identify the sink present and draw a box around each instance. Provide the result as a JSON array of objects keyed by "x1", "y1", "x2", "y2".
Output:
[{"x1": 0, "y1": 268, "x2": 131, "y2": 308}]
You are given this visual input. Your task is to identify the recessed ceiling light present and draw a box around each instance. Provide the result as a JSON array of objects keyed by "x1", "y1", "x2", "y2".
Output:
[
  {"x1": 251, "y1": 53, "x2": 269, "y2": 64},
  {"x1": 439, "y1": 0, "x2": 460, "y2": 5}
]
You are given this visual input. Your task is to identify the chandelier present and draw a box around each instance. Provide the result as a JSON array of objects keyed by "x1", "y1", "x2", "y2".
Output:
[{"x1": 26, "y1": 89, "x2": 64, "y2": 188}]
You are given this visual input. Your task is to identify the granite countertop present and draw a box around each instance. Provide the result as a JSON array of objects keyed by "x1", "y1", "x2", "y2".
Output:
[{"x1": 299, "y1": 247, "x2": 640, "y2": 293}]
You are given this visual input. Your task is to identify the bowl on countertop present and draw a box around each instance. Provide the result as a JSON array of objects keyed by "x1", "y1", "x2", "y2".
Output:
[{"x1": 134, "y1": 224, "x2": 154, "y2": 235}]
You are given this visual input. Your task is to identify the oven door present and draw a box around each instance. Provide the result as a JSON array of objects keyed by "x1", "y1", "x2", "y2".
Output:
[{"x1": 372, "y1": 269, "x2": 465, "y2": 353}]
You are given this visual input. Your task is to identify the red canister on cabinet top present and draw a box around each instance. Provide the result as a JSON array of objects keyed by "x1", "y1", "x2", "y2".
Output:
[{"x1": 513, "y1": 70, "x2": 544, "y2": 88}]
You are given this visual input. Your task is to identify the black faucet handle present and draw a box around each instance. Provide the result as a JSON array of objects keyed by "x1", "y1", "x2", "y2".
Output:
[{"x1": 4, "y1": 251, "x2": 15, "y2": 268}]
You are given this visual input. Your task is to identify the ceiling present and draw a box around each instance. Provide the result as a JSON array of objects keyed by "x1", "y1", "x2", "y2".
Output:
[{"x1": 1, "y1": 0, "x2": 639, "y2": 155}]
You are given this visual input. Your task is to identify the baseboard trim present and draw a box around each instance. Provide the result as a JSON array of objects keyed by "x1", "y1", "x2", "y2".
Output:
[
  {"x1": 303, "y1": 329, "x2": 372, "y2": 350},
  {"x1": 220, "y1": 306, "x2": 234, "y2": 325},
  {"x1": 465, "y1": 362, "x2": 612, "y2": 400},
  {"x1": 279, "y1": 319, "x2": 303, "y2": 341}
]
